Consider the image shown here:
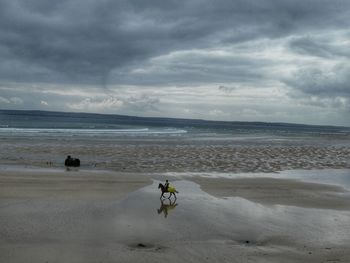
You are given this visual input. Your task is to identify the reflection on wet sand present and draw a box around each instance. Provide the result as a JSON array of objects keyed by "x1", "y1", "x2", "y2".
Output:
[
  {"x1": 2, "y1": 174, "x2": 350, "y2": 263},
  {"x1": 65, "y1": 167, "x2": 80, "y2": 172},
  {"x1": 157, "y1": 199, "x2": 178, "y2": 218}
]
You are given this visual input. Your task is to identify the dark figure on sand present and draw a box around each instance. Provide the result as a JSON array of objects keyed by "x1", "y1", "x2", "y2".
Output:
[
  {"x1": 64, "y1": 155, "x2": 80, "y2": 167},
  {"x1": 158, "y1": 181, "x2": 178, "y2": 200}
]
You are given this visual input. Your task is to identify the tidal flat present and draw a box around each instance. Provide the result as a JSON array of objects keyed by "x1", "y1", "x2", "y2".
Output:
[{"x1": 1, "y1": 168, "x2": 350, "y2": 262}]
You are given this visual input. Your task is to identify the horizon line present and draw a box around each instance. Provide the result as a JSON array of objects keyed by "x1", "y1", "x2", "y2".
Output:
[{"x1": 1, "y1": 108, "x2": 349, "y2": 129}]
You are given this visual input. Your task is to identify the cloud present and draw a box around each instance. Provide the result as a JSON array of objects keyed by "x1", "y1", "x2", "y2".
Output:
[
  {"x1": 1, "y1": 0, "x2": 350, "y2": 125},
  {"x1": 209, "y1": 109, "x2": 229, "y2": 117},
  {"x1": 282, "y1": 62, "x2": 350, "y2": 113},
  {"x1": 289, "y1": 34, "x2": 350, "y2": 59},
  {"x1": 67, "y1": 97, "x2": 124, "y2": 112},
  {"x1": 9, "y1": 97, "x2": 23, "y2": 104},
  {"x1": 284, "y1": 63, "x2": 350, "y2": 102},
  {"x1": 289, "y1": 37, "x2": 336, "y2": 58},
  {"x1": 0, "y1": 0, "x2": 349, "y2": 85},
  {"x1": 109, "y1": 48, "x2": 270, "y2": 87},
  {"x1": 123, "y1": 94, "x2": 160, "y2": 112},
  {"x1": 0, "y1": 96, "x2": 23, "y2": 105},
  {"x1": 66, "y1": 94, "x2": 160, "y2": 114},
  {"x1": 218, "y1": 85, "x2": 237, "y2": 94},
  {"x1": 0, "y1": 96, "x2": 10, "y2": 104}
]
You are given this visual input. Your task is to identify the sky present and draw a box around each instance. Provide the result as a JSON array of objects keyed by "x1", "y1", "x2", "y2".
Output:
[{"x1": 0, "y1": 0, "x2": 349, "y2": 126}]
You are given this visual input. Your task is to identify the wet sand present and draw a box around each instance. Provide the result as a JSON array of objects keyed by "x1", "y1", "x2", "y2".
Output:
[
  {"x1": 0, "y1": 169, "x2": 152, "y2": 200},
  {"x1": 1, "y1": 168, "x2": 350, "y2": 262},
  {"x1": 2, "y1": 137, "x2": 350, "y2": 173},
  {"x1": 190, "y1": 176, "x2": 350, "y2": 210}
]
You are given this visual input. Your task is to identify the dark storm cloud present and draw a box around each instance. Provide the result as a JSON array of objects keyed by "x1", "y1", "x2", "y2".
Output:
[
  {"x1": 284, "y1": 64, "x2": 350, "y2": 99},
  {"x1": 289, "y1": 36, "x2": 350, "y2": 59},
  {"x1": 1, "y1": 0, "x2": 350, "y2": 85},
  {"x1": 218, "y1": 85, "x2": 236, "y2": 94},
  {"x1": 284, "y1": 35, "x2": 350, "y2": 110},
  {"x1": 108, "y1": 51, "x2": 269, "y2": 86}
]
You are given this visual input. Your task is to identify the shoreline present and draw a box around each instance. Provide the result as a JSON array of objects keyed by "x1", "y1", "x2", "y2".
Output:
[
  {"x1": 189, "y1": 176, "x2": 350, "y2": 210},
  {"x1": 2, "y1": 139, "x2": 350, "y2": 173},
  {"x1": 2, "y1": 166, "x2": 350, "y2": 208}
]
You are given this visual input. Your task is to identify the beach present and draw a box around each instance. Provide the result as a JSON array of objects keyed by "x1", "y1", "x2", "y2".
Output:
[
  {"x1": 1, "y1": 129, "x2": 350, "y2": 173},
  {"x1": 1, "y1": 168, "x2": 350, "y2": 263},
  {"x1": 1, "y1": 111, "x2": 350, "y2": 262},
  {"x1": 1, "y1": 0, "x2": 350, "y2": 260}
]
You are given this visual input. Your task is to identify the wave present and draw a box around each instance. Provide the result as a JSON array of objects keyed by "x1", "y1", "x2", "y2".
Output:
[{"x1": 0, "y1": 127, "x2": 187, "y2": 135}]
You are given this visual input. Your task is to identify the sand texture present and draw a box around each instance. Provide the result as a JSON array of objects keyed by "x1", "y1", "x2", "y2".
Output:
[
  {"x1": 190, "y1": 176, "x2": 350, "y2": 210},
  {"x1": 1, "y1": 135, "x2": 350, "y2": 173},
  {"x1": 1, "y1": 169, "x2": 350, "y2": 263}
]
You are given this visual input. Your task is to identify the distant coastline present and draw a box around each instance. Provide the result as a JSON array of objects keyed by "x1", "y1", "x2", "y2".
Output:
[
  {"x1": 1, "y1": 109, "x2": 349, "y2": 130},
  {"x1": 1, "y1": 108, "x2": 350, "y2": 172}
]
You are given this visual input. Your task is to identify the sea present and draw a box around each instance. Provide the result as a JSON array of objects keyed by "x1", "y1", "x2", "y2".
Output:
[{"x1": 1, "y1": 109, "x2": 350, "y2": 173}]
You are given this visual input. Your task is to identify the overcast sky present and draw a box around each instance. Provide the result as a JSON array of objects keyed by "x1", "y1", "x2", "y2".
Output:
[{"x1": 0, "y1": 0, "x2": 349, "y2": 126}]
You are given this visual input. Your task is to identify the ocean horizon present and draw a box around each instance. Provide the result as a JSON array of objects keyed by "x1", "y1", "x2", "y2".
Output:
[
  {"x1": 1, "y1": 109, "x2": 349, "y2": 172},
  {"x1": 1, "y1": 109, "x2": 349, "y2": 130}
]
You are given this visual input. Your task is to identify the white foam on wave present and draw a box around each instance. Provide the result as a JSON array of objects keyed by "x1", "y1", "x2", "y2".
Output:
[{"x1": 0, "y1": 127, "x2": 187, "y2": 135}]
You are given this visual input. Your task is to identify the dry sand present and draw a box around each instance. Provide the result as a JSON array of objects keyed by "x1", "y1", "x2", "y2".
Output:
[{"x1": 1, "y1": 168, "x2": 350, "y2": 263}]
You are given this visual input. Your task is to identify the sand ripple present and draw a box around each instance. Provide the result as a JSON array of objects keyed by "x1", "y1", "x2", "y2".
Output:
[{"x1": 1, "y1": 139, "x2": 349, "y2": 172}]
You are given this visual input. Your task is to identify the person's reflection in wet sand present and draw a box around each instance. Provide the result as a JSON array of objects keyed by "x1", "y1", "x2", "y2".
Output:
[{"x1": 157, "y1": 199, "x2": 178, "y2": 218}]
